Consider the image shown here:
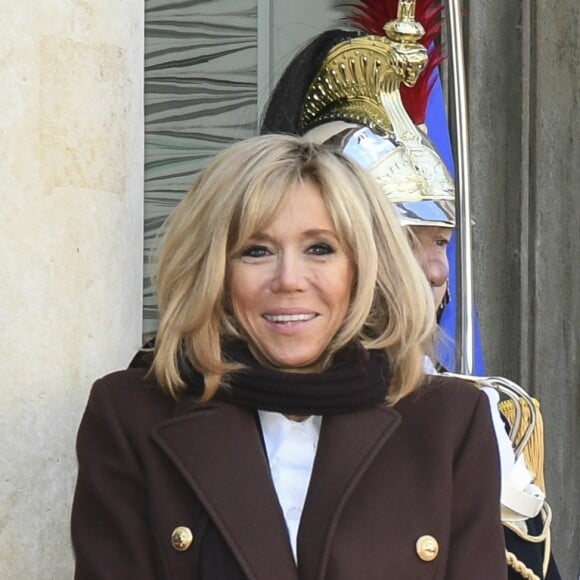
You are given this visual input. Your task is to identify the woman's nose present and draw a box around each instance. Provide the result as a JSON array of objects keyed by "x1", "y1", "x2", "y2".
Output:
[{"x1": 271, "y1": 252, "x2": 308, "y2": 292}]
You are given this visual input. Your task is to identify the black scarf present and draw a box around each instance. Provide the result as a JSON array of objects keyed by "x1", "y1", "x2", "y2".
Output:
[{"x1": 180, "y1": 340, "x2": 391, "y2": 416}]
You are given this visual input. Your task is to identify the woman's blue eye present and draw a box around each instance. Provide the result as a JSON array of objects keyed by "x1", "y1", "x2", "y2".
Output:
[
  {"x1": 241, "y1": 245, "x2": 270, "y2": 258},
  {"x1": 308, "y1": 243, "x2": 335, "y2": 256}
]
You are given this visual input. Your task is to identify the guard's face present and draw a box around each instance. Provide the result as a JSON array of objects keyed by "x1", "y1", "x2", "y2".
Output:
[
  {"x1": 228, "y1": 180, "x2": 354, "y2": 369},
  {"x1": 409, "y1": 226, "x2": 452, "y2": 310}
]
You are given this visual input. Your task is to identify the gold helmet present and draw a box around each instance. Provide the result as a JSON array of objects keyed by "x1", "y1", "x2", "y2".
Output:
[{"x1": 294, "y1": 1, "x2": 455, "y2": 228}]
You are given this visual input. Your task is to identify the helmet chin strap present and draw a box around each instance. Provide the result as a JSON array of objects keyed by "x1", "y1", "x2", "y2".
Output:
[{"x1": 436, "y1": 280, "x2": 450, "y2": 324}]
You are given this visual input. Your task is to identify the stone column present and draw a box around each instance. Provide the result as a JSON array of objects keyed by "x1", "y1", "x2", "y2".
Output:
[
  {"x1": 0, "y1": 1, "x2": 144, "y2": 577},
  {"x1": 467, "y1": 1, "x2": 580, "y2": 577}
]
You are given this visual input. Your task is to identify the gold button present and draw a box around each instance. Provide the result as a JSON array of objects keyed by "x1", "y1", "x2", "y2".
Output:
[
  {"x1": 416, "y1": 535, "x2": 439, "y2": 562},
  {"x1": 171, "y1": 526, "x2": 194, "y2": 552}
]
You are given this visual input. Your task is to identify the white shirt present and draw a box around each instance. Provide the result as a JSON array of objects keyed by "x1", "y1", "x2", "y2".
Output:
[{"x1": 258, "y1": 410, "x2": 321, "y2": 563}]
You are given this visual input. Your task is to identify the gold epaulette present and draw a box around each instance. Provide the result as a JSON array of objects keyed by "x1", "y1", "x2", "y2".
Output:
[
  {"x1": 441, "y1": 373, "x2": 546, "y2": 491},
  {"x1": 499, "y1": 397, "x2": 545, "y2": 492}
]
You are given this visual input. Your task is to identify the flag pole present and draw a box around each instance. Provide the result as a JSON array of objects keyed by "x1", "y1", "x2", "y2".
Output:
[{"x1": 447, "y1": 0, "x2": 475, "y2": 374}]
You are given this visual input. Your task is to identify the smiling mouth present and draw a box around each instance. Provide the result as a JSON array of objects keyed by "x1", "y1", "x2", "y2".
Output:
[{"x1": 263, "y1": 313, "x2": 318, "y2": 324}]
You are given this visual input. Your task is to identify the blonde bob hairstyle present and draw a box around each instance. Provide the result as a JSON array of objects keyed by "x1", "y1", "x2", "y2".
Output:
[{"x1": 152, "y1": 134, "x2": 435, "y2": 404}]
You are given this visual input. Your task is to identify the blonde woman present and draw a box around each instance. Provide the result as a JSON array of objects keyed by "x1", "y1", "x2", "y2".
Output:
[{"x1": 72, "y1": 135, "x2": 506, "y2": 579}]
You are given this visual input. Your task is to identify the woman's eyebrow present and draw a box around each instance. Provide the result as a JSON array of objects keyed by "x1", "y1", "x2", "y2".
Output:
[
  {"x1": 247, "y1": 229, "x2": 339, "y2": 241},
  {"x1": 302, "y1": 228, "x2": 339, "y2": 238}
]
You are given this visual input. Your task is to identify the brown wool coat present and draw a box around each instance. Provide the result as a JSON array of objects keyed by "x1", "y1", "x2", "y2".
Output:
[{"x1": 71, "y1": 369, "x2": 508, "y2": 580}]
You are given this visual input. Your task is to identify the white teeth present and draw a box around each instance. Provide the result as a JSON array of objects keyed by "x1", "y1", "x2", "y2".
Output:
[{"x1": 264, "y1": 313, "x2": 316, "y2": 323}]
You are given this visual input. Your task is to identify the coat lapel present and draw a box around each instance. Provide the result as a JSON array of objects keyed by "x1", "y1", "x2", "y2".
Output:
[
  {"x1": 297, "y1": 405, "x2": 401, "y2": 580},
  {"x1": 152, "y1": 400, "x2": 299, "y2": 580}
]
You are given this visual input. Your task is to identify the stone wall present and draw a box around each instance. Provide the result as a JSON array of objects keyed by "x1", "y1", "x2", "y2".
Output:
[
  {"x1": 0, "y1": 2, "x2": 144, "y2": 577},
  {"x1": 468, "y1": 1, "x2": 580, "y2": 577}
]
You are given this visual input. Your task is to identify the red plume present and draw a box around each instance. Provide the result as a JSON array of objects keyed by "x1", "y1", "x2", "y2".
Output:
[{"x1": 344, "y1": 0, "x2": 444, "y2": 125}]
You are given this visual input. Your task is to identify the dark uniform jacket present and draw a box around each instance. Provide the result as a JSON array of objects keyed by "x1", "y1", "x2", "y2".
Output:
[{"x1": 71, "y1": 369, "x2": 507, "y2": 579}]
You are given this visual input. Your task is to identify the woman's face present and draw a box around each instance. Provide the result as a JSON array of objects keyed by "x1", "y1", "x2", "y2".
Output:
[
  {"x1": 409, "y1": 225, "x2": 452, "y2": 310},
  {"x1": 229, "y1": 179, "x2": 354, "y2": 369}
]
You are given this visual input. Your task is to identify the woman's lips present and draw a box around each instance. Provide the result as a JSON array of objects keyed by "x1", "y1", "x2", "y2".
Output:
[{"x1": 263, "y1": 313, "x2": 318, "y2": 324}]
